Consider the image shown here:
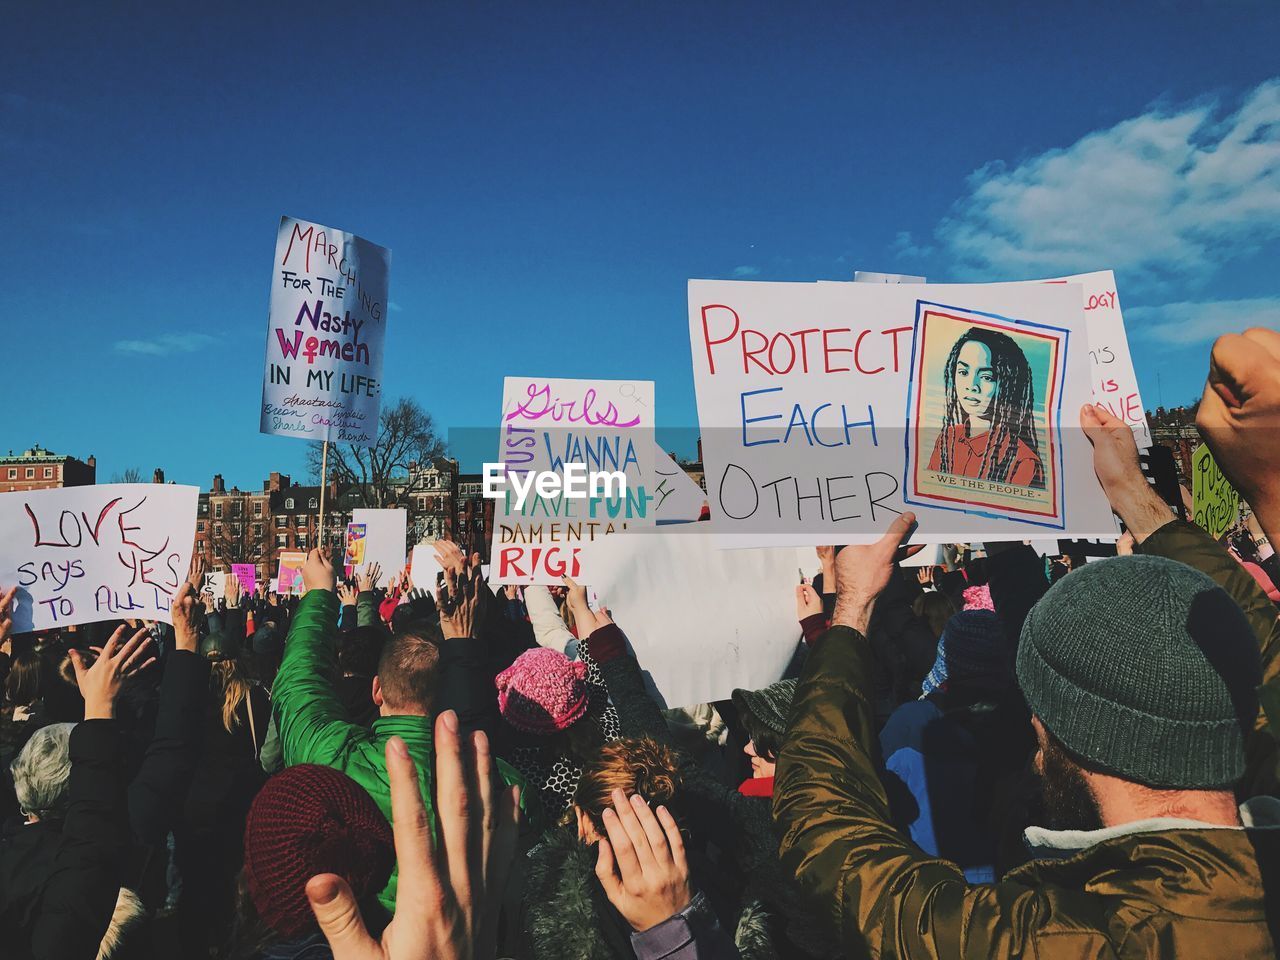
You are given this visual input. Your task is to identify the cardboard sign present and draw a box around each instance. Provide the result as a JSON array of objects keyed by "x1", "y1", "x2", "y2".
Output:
[
  {"x1": 349, "y1": 509, "x2": 407, "y2": 579},
  {"x1": 276, "y1": 551, "x2": 306, "y2": 595},
  {"x1": 344, "y1": 522, "x2": 367, "y2": 573},
  {"x1": 231, "y1": 563, "x2": 258, "y2": 595},
  {"x1": 1192, "y1": 443, "x2": 1240, "y2": 539},
  {"x1": 490, "y1": 376, "x2": 655, "y2": 584},
  {"x1": 260, "y1": 216, "x2": 390, "y2": 447},
  {"x1": 0, "y1": 484, "x2": 198, "y2": 633},
  {"x1": 688, "y1": 280, "x2": 1115, "y2": 545}
]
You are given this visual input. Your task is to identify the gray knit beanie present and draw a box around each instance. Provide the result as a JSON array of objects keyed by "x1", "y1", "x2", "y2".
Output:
[{"x1": 1016, "y1": 554, "x2": 1260, "y2": 789}]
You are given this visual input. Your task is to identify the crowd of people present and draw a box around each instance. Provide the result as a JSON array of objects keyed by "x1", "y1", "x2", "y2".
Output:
[{"x1": 0, "y1": 326, "x2": 1277, "y2": 958}]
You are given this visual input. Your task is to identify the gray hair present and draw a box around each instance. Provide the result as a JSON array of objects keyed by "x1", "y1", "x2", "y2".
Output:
[{"x1": 11, "y1": 722, "x2": 75, "y2": 819}]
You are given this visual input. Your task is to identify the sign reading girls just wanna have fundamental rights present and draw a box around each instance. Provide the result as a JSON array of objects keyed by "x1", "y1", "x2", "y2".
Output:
[{"x1": 260, "y1": 216, "x2": 390, "y2": 447}]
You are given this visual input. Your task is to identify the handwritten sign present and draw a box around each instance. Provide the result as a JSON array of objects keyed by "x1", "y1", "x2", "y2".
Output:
[
  {"x1": 490, "y1": 376, "x2": 655, "y2": 584},
  {"x1": 276, "y1": 551, "x2": 306, "y2": 595},
  {"x1": 201, "y1": 571, "x2": 228, "y2": 599},
  {"x1": 260, "y1": 216, "x2": 390, "y2": 447},
  {"x1": 687, "y1": 280, "x2": 1115, "y2": 545},
  {"x1": 231, "y1": 563, "x2": 257, "y2": 595},
  {"x1": 1192, "y1": 444, "x2": 1240, "y2": 539},
  {"x1": 0, "y1": 484, "x2": 198, "y2": 633},
  {"x1": 1038, "y1": 271, "x2": 1151, "y2": 447}
]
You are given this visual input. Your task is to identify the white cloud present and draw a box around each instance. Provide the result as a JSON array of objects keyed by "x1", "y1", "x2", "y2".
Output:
[
  {"x1": 732, "y1": 265, "x2": 760, "y2": 277},
  {"x1": 1126, "y1": 297, "x2": 1280, "y2": 347},
  {"x1": 890, "y1": 230, "x2": 931, "y2": 260},
  {"x1": 935, "y1": 78, "x2": 1280, "y2": 291},
  {"x1": 114, "y1": 332, "x2": 219, "y2": 356},
  {"x1": 389, "y1": 301, "x2": 403, "y2": 312}
]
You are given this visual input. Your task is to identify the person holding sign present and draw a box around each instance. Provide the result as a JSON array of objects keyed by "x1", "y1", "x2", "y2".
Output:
[{"x1": 774, "y1": 400, "x2": 1280, "y2": 959}]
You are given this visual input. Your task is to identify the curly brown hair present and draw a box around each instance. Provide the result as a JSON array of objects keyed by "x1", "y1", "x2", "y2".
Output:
[{"x1": 572, "y1": 737, "x2": 683, "y2": 834}]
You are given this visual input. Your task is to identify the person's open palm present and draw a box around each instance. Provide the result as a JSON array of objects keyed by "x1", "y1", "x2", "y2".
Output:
[
  {"x1": 595, "y1": 789, "x2": 692, "y2": 932},
  {"x1": 831, "y1": 513, "x2": 920, "y2": 632},
  {"x1": 305, "y1": 712, "x2": 520, "y2": 960},
  {"x1": 303, "y1": 548, "x2": 336, "y2": 595},
  {"x1": 71, "y1": 626, "x2": 155, "y2": 720}
]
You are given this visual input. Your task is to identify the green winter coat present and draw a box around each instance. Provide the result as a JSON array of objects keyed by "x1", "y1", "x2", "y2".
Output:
[
  {"x1": 274, "y1": 589, "x2": 522, "y2": 913},
  {"x1": 774, "y1": 519, "x2": 1280, "y2": 959}
]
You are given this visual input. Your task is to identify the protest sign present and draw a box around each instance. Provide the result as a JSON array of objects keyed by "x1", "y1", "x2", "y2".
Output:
[
  {"x1": 490, "y1": 376, "x2": 655, "y2": 584},
  {"x1": 588, "y1": 531, "x2": 802, "y2": 708},
  {"x1": 231, "y1": 563, "x2": 257, "y2": 595},
  {"x1": 409, "y1": 543, "x2": 435, "y2": 579},
  {"x1": 688, "y1": 280, "x2": 1115, "y2": 545},
  {"x1": 260, "y1": 216, "x2": 390, "y2": 447},
  {"x1": 276, "y1": 551, "x2": 306, "y2": 595},
  {"x1": 201, "y1": 571, "x2": 228, "y2": 599},
  {"x1": 1035, "y1": 271, "x2": 1151, "y2": 447},
  {"x1": 344, "y1": 521, "x2": 367, "y2": 575},
  {"x1": 652, "y1": 445, "x2": 707, "y2": 524},
  {"x1": 0, "y1": 484, "x2": 198, "y2": 633},
  {"x1": 349, "y1": 508, "x2": 407, "y2": 579},
  {"x1": 1192, "y1": 443, "x2": 1240, "y2": 539}
]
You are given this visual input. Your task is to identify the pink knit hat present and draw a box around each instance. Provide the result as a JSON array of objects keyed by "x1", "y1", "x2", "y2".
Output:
[
  {"x1": 495, "y1": 648, "x2": 590, "y2": 735},
  {"x1": 962, "y1": 583, "x2": 994, "y2": 611}
]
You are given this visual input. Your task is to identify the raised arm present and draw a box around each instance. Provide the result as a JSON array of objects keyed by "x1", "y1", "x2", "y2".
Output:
[{"x1": 273, "y1": 548, "x2": 362, "y2": 767}]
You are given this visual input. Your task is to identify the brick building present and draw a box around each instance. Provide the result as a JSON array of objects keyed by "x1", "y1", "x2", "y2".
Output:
[
  {"x1": 0, "y1": 446, "x2": 96, "y2": 493},
  {"x1": 399, "y1": 457, "x2": 459, "y2": 545}
]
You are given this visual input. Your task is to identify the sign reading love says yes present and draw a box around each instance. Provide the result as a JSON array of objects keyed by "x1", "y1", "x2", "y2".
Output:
[{"x1": 0, "y1": 484, "x2": 198, "y2": 633}]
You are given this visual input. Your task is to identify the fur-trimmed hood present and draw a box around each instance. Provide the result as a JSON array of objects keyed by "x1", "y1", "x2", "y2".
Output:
[{"x1": 522, "y1": 825, "x2": 776, "y2": 960}]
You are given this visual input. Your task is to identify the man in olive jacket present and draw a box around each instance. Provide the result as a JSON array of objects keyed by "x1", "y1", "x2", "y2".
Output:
[{"x1": 774, "y1": 402, "x2": 1280, "y2": 959}]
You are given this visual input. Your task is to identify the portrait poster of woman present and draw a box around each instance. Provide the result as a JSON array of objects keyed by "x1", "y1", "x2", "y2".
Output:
[{"x1": 904, "y1": 302, "x2": 1067, "y2": 525}]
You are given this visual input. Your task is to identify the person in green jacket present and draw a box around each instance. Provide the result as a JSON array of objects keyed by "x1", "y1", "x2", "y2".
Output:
[
  {"x1": 774, "y1": 399, "x2": 1280, "y2": 959},
  {"x1": 273, "y1": 547, "x2": 523, "y2": 914}
]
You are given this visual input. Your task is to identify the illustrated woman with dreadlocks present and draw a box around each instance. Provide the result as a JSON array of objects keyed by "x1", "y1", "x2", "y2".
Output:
[{"x1": 926, "y1": 326, "x2": 1045, "y2": 489}]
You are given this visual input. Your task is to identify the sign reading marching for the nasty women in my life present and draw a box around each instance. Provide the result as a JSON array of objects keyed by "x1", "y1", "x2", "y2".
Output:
[
  {"x1": 260, "y1": 216, "x2": 390, "y2": 447},
  {"x1": 491, "y1": 376, "x2": 655, "y2": 584},
  {"x1": 0, "y1": 484, "x2": 198, "y2": 633},
  {"x1": 687, "y1": 280, "x2": 1117, "y2": 545}
]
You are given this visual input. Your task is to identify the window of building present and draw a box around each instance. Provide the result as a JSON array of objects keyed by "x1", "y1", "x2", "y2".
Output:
[
  {"x1": 297, "y1": 533, "x2": 308, "y2": 548},
  {"x1": 43, "y1": 468, "x2": 52, "y2": 479},
  {"x1": 308, "y1": 498, "x2": 318, "y2": 510},
  {"x1": 214, "y1": 523, "x2": 222, "y2": 536},
  {"x1": 214, "y1": 503, "x2": 223, "y2": 519},
  {"x1": 232, "y1": 501, "x2": 242, "y2": 516},
  {"x1": 254, "y1": 501, "x2": 263, "y2": 517},
  {"x1": 6, "y1": 469, "x2": 14, "y2": 479},
  {"x1": 25, "y1": 468, "x2": 34, "y2": 479},
  {"x1": 285, "y1": 498, "x2": 294, "y2": 510},
  {"x1": 275, "y1": 516, "x2": 286, "y2": 529},
  {"x1": 253, "y1": 523, "x2": 263, "y2": 536},
  {"x1": 197, "y1": 521, "x2": 205, "y2": 533},
  {"x1": 277, "y1": 533, "x2": 287, "y2": 547}
]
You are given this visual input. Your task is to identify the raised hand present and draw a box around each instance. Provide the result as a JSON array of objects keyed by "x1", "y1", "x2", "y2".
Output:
[
  {"x1": 1196, "y1": 328, "x2": 1280, "y2": 544},
  {"x1": 595, "y1": 789, "x2": 692, "y2": 932},
  {"x1": 302, "y1": 547, "x2": 337, "y2": 595},
  {"x1": 225, "y1": 569, "x2": 242, "y2": 608},
  {"x1": 831, "y1": 513, "x2": 921, "y2": 634},
  {"x1": 306, "y1": 713, "x2": 520, "y2": 960},
  {"x1": 71, "y1": 626, "x2": 156, "y2": 720},
  {"x1": 0, "y1": 585, "x2": 16, "y2": 654},
  {"x1": 795, "y1": 582, "x2": 822, "y2": 621},
  {"x1": 433, "y1": 540, "x2": 466, "y2": 579},
  {"x1": 562, "y1": 575, "x2": 598, "y2": 634},
  {"x1": 437, "y1": 564, "x2": 484, "y2": 640},
  {"x1": 171, "y1": 580, "x2": 200, "y2": 653},
  {"x1": 337, "y1": 582, "x2": 358, "y2": 606},
  {"x1": 1079, "y1": 404, "x2": 1172, "y2": 542}
]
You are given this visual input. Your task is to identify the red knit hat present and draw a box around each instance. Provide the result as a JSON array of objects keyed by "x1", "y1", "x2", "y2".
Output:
[
  {"x1": 495, "y1": 647, "x2": 590, "y2": 734},
  {"x1": 243, "y1": 764, "x2": 394, "y2": 938}
]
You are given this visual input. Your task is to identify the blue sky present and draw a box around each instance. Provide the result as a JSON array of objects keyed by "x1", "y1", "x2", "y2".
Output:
[{"x1": 4, "y1": 1, "x2": 1278, "y2": 489}]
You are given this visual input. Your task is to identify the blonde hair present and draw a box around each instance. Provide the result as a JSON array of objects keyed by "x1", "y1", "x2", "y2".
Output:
[
  {"x1": 572, "y1": 737, "x2": 682, "y2": 833},
  {"x1": 212, "y1": 660, "x2": 252, "y2": 734}
]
